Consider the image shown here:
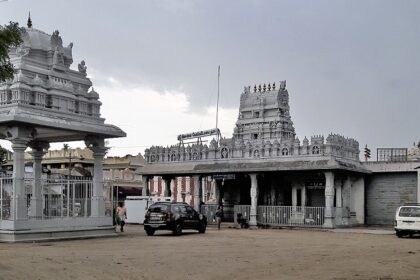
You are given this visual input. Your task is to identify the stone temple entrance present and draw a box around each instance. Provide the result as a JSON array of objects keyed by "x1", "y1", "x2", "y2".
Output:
[
  {"x1": 141, "y1": 79, "x2": 369, "y2": 229},
  {"x1": 0, "y1": 23, "x2": 125, "y2": 241}
]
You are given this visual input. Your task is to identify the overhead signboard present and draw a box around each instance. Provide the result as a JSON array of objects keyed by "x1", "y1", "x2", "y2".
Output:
[
  {"x1": 177, "y1": 128, "x2": 220, "y2": 141},
  {"x1": 213, "y1": 174, "x2": 236, "y2": 180}
]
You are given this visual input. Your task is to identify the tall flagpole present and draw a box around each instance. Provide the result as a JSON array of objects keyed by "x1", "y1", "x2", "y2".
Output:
[{"x1": 216, "y1": 65, "x2": 220, "y2": 143}]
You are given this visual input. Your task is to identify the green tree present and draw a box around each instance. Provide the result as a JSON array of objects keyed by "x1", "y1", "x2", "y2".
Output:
[
  {"x1": 0, "y1": 145, "x2": 8, "y2": 164},
  {"x1": 0, "y1": 22, "x2": 24, "y2": 82}
]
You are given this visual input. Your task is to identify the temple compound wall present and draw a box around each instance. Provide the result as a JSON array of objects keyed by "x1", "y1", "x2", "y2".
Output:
[{"x1": 363, "y1": 161, "x2": 419, "y2": 225}]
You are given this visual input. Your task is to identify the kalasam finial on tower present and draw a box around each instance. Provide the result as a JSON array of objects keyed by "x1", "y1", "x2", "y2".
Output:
[{"x1": 27, "y1": 12, "x2": 33, "y2": 28}]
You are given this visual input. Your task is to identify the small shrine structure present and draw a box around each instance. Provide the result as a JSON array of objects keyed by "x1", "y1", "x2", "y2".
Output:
[{"x1": 0, "y1": 19, "x2": 125, "y2": 242}]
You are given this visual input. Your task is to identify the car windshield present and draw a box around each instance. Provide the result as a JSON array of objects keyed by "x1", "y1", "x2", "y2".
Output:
[
  {"x1": 149, "y1": 204, "x2": 169, "y2": 213},
  {"x1": 398, "y1": 207, "x2": 420, "y2": 217}
]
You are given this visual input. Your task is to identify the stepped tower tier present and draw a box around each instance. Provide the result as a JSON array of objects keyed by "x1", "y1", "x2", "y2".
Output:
[
  {"x1": 234, "y1": 80, "x2": 295, "y2": 144},
  {"x1": 0, "y1": 27, "x2": 125, "y2": 141}
]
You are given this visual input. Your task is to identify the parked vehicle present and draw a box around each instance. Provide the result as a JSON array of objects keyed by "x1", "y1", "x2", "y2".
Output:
[
  {"x1": 394, "y1": 204, "x2": 420, "y2": 238},
  {"x1": 144, "y1": 202, "x2": 207, "y2": 236}
]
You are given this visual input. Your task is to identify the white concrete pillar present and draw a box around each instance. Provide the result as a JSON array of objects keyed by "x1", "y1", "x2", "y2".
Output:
[
  {"x1": 342, "y1": 176, "x2": 351, "y2": 225},
  {"x1": 324, "y1": 171, "x2": 335, "y2": 228},
  {"x1": 153, "y1": 177, "x2": 159, "y2": 196},
  {"x1": 170, "y1": 178, "x2": 175, "y2": 201},
  {"x1": 336, "y1": 182, "x2": 342, "y2": 208},
  {"x1": 301, "y1": 186, "x2": 306, "y2": 207},
  {"x1": 29, "y1": 141, "x2": 49, "y2": 218},
  {"x1": 186, "y1": 177, "x2": 191, "y2": 205},
  {"x1": 215, "y1": 180, "x2": 222, "y2": 206},
  {"x1": 249, "y1": 173, "x2": 259, "y2": 227},
  {"x1": 342, "y1": 177, "x2": 351, "y2": 211},
  {"x1": 201, "y1": 177, "x2": 206, "y2": 202},
  {"x1": 292, "y1": 185, "x2": 297, "y2": 207},
  {"x1": 141, "y1": 176, "x2": 149, "y2": 196},
  {"x1": 193, "y1": 175, "x2": 202, "y2": 211},
  {"x1": 85, "y1": 137, "x2": 107, "y2": 217},
  {"x1": 351, "y1": 177, "x2": 365, "y2": 225},
  {"x1": 163, "y1": 177, "x2": 171, "y2": 197},
  {"x1": 11, "y1": 139, "x2": 29, "y2": 220},
  {"x1": 177, "y1": 177, "x2": 183, "y2": 202}
]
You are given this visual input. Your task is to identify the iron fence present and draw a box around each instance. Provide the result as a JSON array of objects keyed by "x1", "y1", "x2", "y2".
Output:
[
  {"x1": 234, "y1": 205, "x2": 251, "y2": 224},
  {"x1": 258, "y1": 206, "x2": 324, "y2": 227},
  {"x1": 0, "y1": 176, "x2": 112, "y2": 220},
  {"x1": 233, "y1": 205, "x2": 325, "y2": 227},
  {"x1": 200, "y1": 204, "x2": 218, "y2": 224}
]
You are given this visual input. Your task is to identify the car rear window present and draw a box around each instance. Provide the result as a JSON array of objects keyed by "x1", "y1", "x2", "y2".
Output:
[
  {"x1": 149, "y1": 204, "x2": 169, "y2": 213},
  {"x1": 171, "y1": 205, "x2": 181, "y2": 212},
  {"x1": 398, "y1": 207, "x2": 420, "y2": 217}
]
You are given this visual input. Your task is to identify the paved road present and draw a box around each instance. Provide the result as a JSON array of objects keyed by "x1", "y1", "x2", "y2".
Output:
[{"x1": 0, "y1": 225, "x2": 419, "y2": 280}]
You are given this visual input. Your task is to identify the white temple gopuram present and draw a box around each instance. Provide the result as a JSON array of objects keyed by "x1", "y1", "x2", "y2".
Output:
[
  {"x1": 141, "y1": 81, "x2": 370, "y2": 228},
  {"x1": 0, "y1": 20, "x2": 125, "y2": 242}
]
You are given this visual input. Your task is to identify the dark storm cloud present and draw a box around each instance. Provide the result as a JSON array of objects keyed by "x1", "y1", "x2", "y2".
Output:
[{"x1": 1, "y1": 0, "x2": 419, "y2": 153}]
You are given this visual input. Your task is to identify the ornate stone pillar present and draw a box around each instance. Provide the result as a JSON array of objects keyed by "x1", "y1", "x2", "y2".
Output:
[
  {"x1": 292, "y1": 185, "x2": 297, "y2": 207},
  {"x1": 249, "y1": 173, "x2": 259, "y2": 227},
  {"x1": 301, "y1": 186, "x2": 306, "y2": 206},
  {"x1": 185, "y1": 177, "x2": 191, "y2": 204},
  {"x1": 342, "y1": 176, "x2": 351, "y2": 225},
  {"x1": 11, "y1": 139, "x2": 29, "y2": 220},
  {"x1": 193, "y1": 175, "x2": 202, "y2": 212},
  {"x1": 163, "y1": 177, "x2": 172, "y2": 197},
  {"x1": 153, "y1": 177, "x2": 159, "y2": 195},
  {"x1": 336, "y1": 181, "x2": 342, "y2": 208},
  {"x1": 142, "y1": 176, "x2": 150, "y2": 196},
  {"x1": 170, "y1": 178, "x2": 175, "y2": 201},
  {"x1": 201, "y1": 177, "x2": 207, "y2": 202},
  {"x1": 211, "y1": 179, "x2": 216, "y2": 202},
  {"x1": 324, "y1": 171, "x2": 335, "y2": 228},
  {"x1": 29, "y1": 141, "x2": 49, "y2": 218},
  {"x1": 6, "y1": 127, "x2": 34, "y2": 221},
  {"x1": 176, "y1": 178, "x2": 182, "y2": 202},
  {"x1": 215, "y1": 180, "x2": 222, "y2": 206},
  {"x1": 85, "y1": 137, "x2": 107, "y2": 217}
]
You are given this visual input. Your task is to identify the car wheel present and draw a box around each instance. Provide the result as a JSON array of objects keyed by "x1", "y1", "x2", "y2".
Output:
[
  {"x1": 198, "y1": 223, "x2": 206, "y2": 233},
  {"x1": 396, "y1": 230, "x2": 403, "y2": 238},
  {"x1": 173, "y1": 223, "x2": 183, "y2": 236},
  {"x1": 145, "y1": 227, "x2": 155, "y2": 236}
]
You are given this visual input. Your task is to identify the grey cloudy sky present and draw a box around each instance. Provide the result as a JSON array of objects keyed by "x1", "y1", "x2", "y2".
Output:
[{"x1": 1, "y1": 0, "x2": 419, "y2": 157}]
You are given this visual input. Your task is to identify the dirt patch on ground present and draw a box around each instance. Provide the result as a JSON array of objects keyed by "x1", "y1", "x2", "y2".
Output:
[{"x1": 0, "y1": 225, "x2": 419, "y2": 280}]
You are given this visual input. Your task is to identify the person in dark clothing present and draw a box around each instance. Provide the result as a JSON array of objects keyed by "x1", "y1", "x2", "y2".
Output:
[{"x1": 214, "y1": 205, "x2": 224, "y2": 230}]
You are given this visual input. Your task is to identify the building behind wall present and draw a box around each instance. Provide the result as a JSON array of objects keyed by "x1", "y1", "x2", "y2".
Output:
[{"x1": 2, "y1": 148, "x2": 144, "y2": 202}]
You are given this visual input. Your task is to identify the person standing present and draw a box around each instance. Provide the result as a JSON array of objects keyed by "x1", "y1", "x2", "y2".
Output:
[
  {"x1": 214, "y1": 205, "x2": 224, "y2": 230},
  {"x1": 116, "y1": 202, "x2": 127, "y2": 232}
]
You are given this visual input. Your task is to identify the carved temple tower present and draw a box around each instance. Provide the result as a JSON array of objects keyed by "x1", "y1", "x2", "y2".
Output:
[
  {"x1": 234, "y1": 81, "x2": 295, "y2": 143},
  {"x1": 0, "y1": 22, "x2": 125, "y2": 241}
]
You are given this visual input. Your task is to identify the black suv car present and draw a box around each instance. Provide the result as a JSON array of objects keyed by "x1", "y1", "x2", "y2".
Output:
[{"x1": 144, "y1": 202, "x2": 207, "y2": 236}]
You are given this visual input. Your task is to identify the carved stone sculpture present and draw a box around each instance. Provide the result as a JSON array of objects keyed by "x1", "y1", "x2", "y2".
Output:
[{"x1": 78, "y1": 60, "x2": 87, "y2": 74}]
